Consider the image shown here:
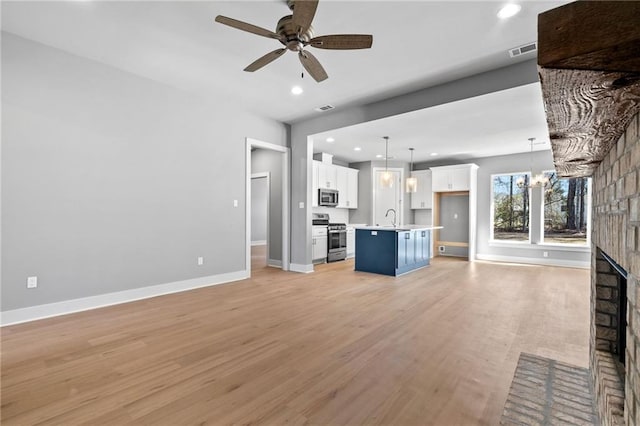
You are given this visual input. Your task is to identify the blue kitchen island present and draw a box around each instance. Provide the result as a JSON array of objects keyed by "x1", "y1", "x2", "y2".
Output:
[{"x1": 354, "y1": 226, "x2": 442, "y2": 276}]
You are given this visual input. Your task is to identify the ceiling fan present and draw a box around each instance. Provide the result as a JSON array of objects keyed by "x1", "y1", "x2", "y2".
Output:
[{"x1": 214, "y1": 0, "x2": 373, "y2": 82}]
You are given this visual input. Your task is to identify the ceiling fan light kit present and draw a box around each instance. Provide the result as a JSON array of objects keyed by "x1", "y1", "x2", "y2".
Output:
[{"x1": 215, "y1": 0, "x2": 373, "y2": 82}]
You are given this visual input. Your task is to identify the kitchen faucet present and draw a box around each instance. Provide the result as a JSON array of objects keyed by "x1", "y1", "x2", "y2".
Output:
[{"x1": 385, "y1": 208, "x2": 397, "y2": 227}]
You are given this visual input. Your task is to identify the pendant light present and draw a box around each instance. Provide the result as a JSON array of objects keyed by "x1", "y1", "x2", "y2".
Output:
[
  {"x1": 406, "y1": 148, "x2": 418, "y2": 193},
  {"x1": 381, "y1": 136, "x2": 393, "y2": 188},
  {"x1": 517, "y1": 137, "x2": 550, "y2": 189}
]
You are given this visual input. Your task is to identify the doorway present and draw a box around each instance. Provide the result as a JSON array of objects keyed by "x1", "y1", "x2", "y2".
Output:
[
  {"x1": 246, "y1": 138, "x2": 290, "y2": 274},
  {"x1": 372, "y1": 167, "x2": 404, "y2": 226},
  {"x1": 251, "y1": 173, "x2": 269, "y2": 270}
]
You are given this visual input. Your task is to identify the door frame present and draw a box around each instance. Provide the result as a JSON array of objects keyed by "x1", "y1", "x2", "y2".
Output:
[
  {"x1": 372, "y1": 167, "x2": 405, "y2": 226},
  {"x1": 246, "y1": 138, "x2": 290, "y2": 273}
]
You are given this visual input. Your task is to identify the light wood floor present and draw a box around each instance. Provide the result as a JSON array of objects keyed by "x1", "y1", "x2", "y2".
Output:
[{"x1": 1, "y1": 252, "x2": 590, "y2": 425}]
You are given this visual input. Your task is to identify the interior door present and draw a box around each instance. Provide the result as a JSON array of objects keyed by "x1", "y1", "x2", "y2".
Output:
[{"x1": 374, "y1": 169, "x2": 401, "y2": 226}]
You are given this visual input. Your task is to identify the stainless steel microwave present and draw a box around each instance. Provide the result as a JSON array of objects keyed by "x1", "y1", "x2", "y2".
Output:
[{"x1": 319, "y1": 188, "x2": 339, "y2": 207}]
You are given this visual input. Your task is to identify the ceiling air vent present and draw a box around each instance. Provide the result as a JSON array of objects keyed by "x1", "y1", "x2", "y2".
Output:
[
  {"x1": 315, "y1": 104, "x2": 335, "y2": 112},
  {"x1": 509, "y1": 41, "x2": 537, "y2": 58}
]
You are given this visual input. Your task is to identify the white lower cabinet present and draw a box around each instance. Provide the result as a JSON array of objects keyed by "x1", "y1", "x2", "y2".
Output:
[
  {"x1": 312, "y1": 226, "x2": 328, "y2": 263},
  {"x1": 346, "y1": 227, "x2": 355, "y2": 258}
]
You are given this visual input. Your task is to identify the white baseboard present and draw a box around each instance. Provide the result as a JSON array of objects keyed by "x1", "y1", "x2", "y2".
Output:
[
  {"x1": 267, "y1": 259, "x2": 282, "y2": 268},
  {"x1": 251, "y1": 240, "x2": 267, "y2": 246},
  {"x1": 289, "y1": 263, "x2": 314, "y2": 273},
  {"x1": 475, "y1": 254, "x2": 590, "y2": 269},
  {"x1": 0, "y1": 270, "x2": 249, "y2": 327}
]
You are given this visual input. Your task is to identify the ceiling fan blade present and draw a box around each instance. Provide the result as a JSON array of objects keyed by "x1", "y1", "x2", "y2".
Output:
[
  {"x1": 308, "y1": 34, "x2": 373, "y2": 50},
  {"x1": 298, "y1": 50, "x2": 328, "y2": 82},
  {"x1": 215, "y1": 15, "x2": 283, "y2": 41},
  {"x1": 244, "y1": 49, "x2": 287, "y2": 72},
  {"x1": 292, "y1": 0, "x2": 319, "y2": 35}
]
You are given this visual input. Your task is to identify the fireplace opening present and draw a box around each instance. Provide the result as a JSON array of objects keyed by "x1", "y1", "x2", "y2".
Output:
[{"x1": 596, "y1": 248, "x2": 628, "y2": 381}]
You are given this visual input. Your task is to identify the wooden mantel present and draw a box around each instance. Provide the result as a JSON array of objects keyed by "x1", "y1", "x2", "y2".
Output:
[{"x1": 537, "y1": 1, "x2": 640, "y2": 178}]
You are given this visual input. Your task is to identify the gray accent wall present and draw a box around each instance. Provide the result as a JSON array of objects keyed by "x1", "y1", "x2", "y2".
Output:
[
  {"x1": 251, "y1": 149, "x2": 283, "y2": 262},
  {"x1": 289, "y1": 59, "x2": 540, "y2": 267},
  {"x1": 1, "y1": 34, "x2": 287, "y2": 311}
]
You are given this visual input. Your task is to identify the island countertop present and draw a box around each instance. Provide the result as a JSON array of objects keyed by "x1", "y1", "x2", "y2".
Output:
[{"x1": 354, "y1": 225, "x2": 443, "y2": 232}]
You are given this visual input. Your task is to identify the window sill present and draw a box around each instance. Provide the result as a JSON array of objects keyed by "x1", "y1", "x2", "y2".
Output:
[{"x1": 489, "y1": 241, "x2": 590, "y2": 252}]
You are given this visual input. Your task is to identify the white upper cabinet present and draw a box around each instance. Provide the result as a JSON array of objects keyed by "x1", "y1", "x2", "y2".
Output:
[
  {"x1": 431, "y1": 164, "x2": 477, "y2": 192},
  {"x1": 312, "y1": 160, "x2": 358, "y2": 209},
  {"x1": 317, "y1": 162, "x2": 337, "y2": 190},
  {"x1": 346, "y1": 168, "x2": 359, "y2": 209},
  {"x1": 410, "y1": 170, "x2": 432, "y2": 209},
  {"x1": 336, "y1": 167, "x2": 349, "y2": 208}
]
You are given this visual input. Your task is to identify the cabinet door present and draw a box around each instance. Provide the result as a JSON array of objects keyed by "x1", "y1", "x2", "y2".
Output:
[
  {"x1": 411, "y1": 170, "x2": 433, "y2": 209},
  {"x1": 431, "y1": 169, "x2": 450, "y2": 192},
  {"x1": 415, "y1": 230, "x2": 428, "y2": 262},
  {"x1": 346, "y1": 168, "x2": 359, "y2": 208},
  {"x1": 450, "y1": 167, "x2": 470, "y2": 191},
  {"x1": 313, "y1": 236, "x2": 327, "y2": 260},
  {"x1": 317, "y1": 163, "x2": 337, "y2": 189},
  {"x1": 336, "y1": 166, "x2": 349, "y2": 208},
  {"x1": 312, "y1": 161, "x2": 319, "y2": 207},
  {"x1": 397, "y1": 231, "x2": 415, "y2": 268},
  {"x1": 346, "y1": 229, "x2": 355, "y2": 257}
]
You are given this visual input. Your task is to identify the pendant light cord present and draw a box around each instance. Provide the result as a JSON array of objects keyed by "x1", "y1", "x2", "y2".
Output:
[{"x1": 384, "y1": 136, "x2": 389, "y2": 172}]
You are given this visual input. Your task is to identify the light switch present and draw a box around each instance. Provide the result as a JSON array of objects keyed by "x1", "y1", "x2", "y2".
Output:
[
  {"x1": 454, "y1": 213, "x2": 458, "y2": 219},
  {"x1": 299, "y1": 202, "x2": 304, "y2": 209},
  {"x1": 233, "y1": 199, "x2": 238, "y2": 207},
  {"x1": 27, "y1": 276, "x2": 38, "y2": 289}
]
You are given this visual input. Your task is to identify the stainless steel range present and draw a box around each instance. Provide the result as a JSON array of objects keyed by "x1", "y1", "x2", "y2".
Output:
[
  {"x1": 312, "y1": 213, "x2": 347, "y2": 262},
  {"x1": 327, "y1": 222, "x2": 347, "y2": 262}
]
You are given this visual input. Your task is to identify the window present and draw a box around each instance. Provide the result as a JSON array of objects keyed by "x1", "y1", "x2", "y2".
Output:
[
  {"x1": 543, "y1": 172, "x2": 590, "y2": 245},
  {"x1": 491, "y1": 173, "x2": 530, "y2": 242}
]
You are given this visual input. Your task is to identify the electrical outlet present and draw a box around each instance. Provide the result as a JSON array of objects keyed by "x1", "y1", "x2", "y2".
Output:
[
  {"x1": 438, "y1": 246, "x2": 445, "y2": 253},
  {"x1": 299, "y1": 202, "x2": 305, "y2": 209},
  {"x1": 27, "y1": 276, "x2": 38, "y2": 289},
  {"x1": 197, "y1": 257, "x2": 204, "y2": 266},
  {"x1": 543, "y1": 251, "x2": 548, "y2": 258}
]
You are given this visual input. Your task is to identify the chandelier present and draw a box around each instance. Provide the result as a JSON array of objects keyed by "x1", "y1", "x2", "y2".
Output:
[{"x1": 517, "y1": 137, "x2": 549, "y2": 189}]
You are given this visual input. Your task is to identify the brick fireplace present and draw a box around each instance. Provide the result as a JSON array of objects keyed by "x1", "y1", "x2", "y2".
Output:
[{"x1": 591, "y1": 112, "x2": 640, "y2": 425}]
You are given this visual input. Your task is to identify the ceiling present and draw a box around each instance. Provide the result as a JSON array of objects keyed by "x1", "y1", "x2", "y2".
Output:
[
  {"x1": 1, "y1": 0, "x2": 569, "y2": 126},
  {"x1": 311, "y1": 82, "x2": 552, "y2": 164}
]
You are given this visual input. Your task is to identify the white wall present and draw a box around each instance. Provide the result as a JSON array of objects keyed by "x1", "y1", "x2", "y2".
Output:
[{"x1": 1, "y1": 33, "x2": 287, "y2": 312}]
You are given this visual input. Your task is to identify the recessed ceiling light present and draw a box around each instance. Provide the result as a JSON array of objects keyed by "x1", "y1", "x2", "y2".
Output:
[
  {"x1": 291, "y1": 86, "x2": 303, "y2": 95},
  {"x1": 497, "y1": 4, "x2": 521, "y2": 19},
  {"x1": 376, "y1": 154, "x2": 383, "y2": 158},
  {"x1": 430, "y1": 152, "x2": 439, "y2": 156},
  {"x1": 326, "y1": 137, "x2": 335, "y2": 143},
  {"x1": 354, "y1": 147, "x2": 362, "y2": 151}
]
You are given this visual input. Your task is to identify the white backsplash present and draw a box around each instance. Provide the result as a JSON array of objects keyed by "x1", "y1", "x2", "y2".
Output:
[
  {"x1": 312, "y1": 206, "x2": 350, "y2": 224},
  {"x1": 413, "y1": 209, "x2": 433, "y2": 225}
]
